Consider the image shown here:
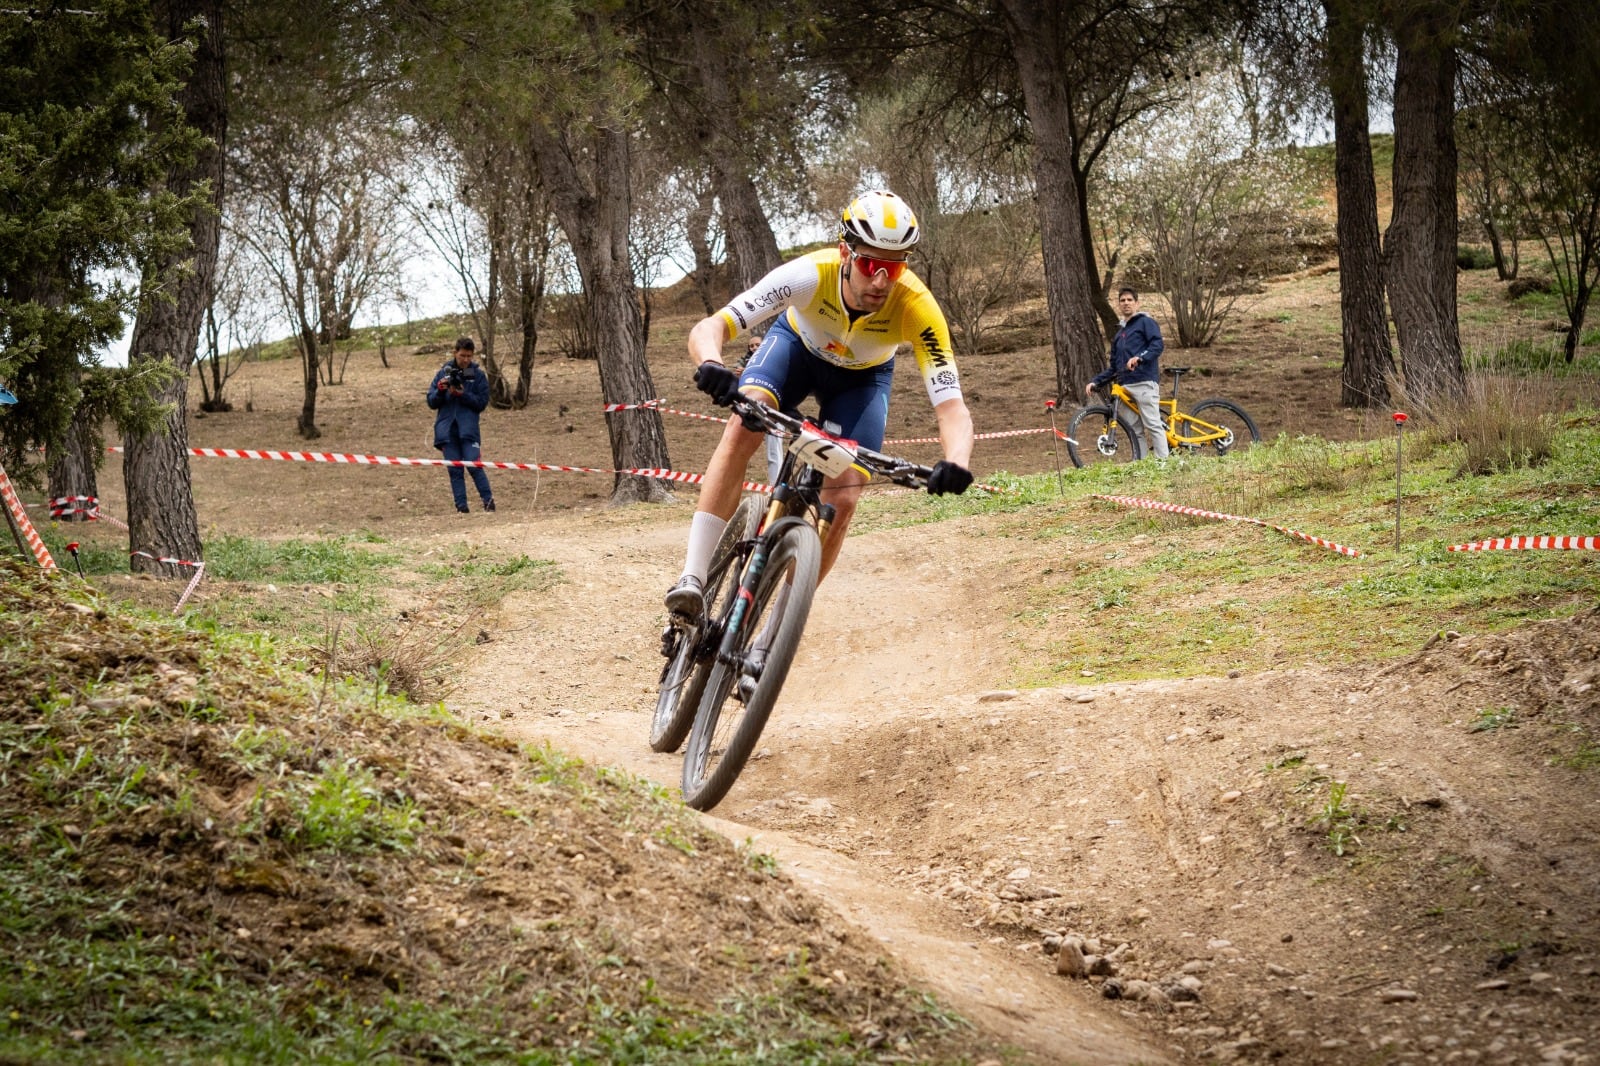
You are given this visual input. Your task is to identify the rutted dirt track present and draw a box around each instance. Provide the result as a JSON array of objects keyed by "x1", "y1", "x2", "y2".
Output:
[
  {"x1": 439, "y1": 505, "x2": 1600, "y2": 1066},
  {"x1": 89, "y1": 268, "x2": 1598, "y2": 1062}
]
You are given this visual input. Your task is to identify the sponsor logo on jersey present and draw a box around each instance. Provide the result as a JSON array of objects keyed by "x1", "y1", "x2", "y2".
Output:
[
  {"x1": 730, "y1": 306, "x2": 750, "y2": 330},
  {"x1": 920, "y1": 326, "x2": 952, "y2": 368},
  {"x1": 751, "y1": 283, "x2": 793, "y2": 309},
  {"x1": 934, "y1": 369, "x2": 958, "y2": 388}
]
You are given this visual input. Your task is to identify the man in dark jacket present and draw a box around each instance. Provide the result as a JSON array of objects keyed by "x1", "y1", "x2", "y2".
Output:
[
  {"x1": 1085, "y1": 287, "x2": 1169, "y2": 460},
  {"x1": 427, "y1": 337, "x2": 495, "y2": 513}
]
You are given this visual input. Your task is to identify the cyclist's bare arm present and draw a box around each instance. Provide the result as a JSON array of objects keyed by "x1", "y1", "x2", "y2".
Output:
[
  {"x1": 688, "y1": 314, "x2": 733, "y2": 367},
  {"x1": 934, "y1": 396, "x2": 974, "y2": 469}
]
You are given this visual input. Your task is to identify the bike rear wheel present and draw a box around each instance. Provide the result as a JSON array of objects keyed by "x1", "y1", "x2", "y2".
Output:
[
  {"x1": 650, "y1": 495, "x2": 763, "y2": 753},
  {"x1": 1184, "y1": 399, "x2": 1261, "y2": 456},
  {"x1": 1066, "y1": 404, "x2": 1145, "y2": 468},
  {"x1": 681, "y1": 521, "x2": 821, "y2": 811}
]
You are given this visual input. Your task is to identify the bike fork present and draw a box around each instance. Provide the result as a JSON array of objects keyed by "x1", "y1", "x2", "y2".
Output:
[{"x1": 719, "y1": 541, "x2": 771, "y2": 666}]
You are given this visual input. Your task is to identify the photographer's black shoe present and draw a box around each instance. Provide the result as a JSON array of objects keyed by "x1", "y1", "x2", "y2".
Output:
[
  {"x1": 483, "y1": 499, "x2": 496, "y2": 512},
  {"x1": 456, "y1": 504, "x2": 469, "y2": 514},
  {"x1": 664, "y1": 575, "x2": 705, "y2": 619}
]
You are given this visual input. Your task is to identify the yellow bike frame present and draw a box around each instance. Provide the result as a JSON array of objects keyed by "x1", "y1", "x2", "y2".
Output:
[{"x1": 1105, "y1": 381, "x2": 1232, "y2": 450}]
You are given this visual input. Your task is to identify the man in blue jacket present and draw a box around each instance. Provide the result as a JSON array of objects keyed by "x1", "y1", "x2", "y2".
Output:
[
  {"x1": 1085, "y1": 288, "x2": 1169, "y2": 460},
  {"x1": 428, "y1": 337, "x2": 495, "y2": 513}
]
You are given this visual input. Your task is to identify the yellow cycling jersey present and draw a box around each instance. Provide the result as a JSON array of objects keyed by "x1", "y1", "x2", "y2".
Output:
[{"x1": 716, "y1": 248, "x2": 963, "y2": 406}]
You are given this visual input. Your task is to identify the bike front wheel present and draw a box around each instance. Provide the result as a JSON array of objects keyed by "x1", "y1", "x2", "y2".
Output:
[
  {"x1": 650, "y1": 495, "x2": 763, "y2": 754},
  {"x1": 681, "y1": 521, "x2": 822, "y2": 812},
  {"x1": 1066, "y1": 404, "x2": 1145, "y2": 468},
  {"x1": 1184, "y1": 399, "x2": 1261, "y2": 456}
]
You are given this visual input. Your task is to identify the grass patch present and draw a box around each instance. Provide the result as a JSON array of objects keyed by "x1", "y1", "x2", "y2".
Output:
[
  {"x1": 0, "y1": 564, "x2": 996, "y2": 1065},
  {"x1": 203, "y1": 532, "x2": 398, "y2": 584},
  {"x1": 1470, "y1": 706, "x2": 1519, "y2": 733},
  {"x1": 984, "y1": 412, "x2": 1598, "y2": 686}
]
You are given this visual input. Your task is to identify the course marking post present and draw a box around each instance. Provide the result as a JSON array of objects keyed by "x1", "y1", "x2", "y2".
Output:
[
  {"x1": 1393, "y1": 411, "x2": 1408, "y2": 550},
  {"x1": 1045, "y1": 399, "x2": 1065, "y2": 497}
]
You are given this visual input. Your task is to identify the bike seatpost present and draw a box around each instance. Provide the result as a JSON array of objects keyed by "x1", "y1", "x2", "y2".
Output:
[{"x1": 1166, "y1": 366, "x2": 1188, "y2": 404}]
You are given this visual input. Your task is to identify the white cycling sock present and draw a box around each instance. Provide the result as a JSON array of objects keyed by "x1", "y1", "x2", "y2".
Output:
[{"x1": 680, "y1": 511, "x2": 728, "y2": 584}]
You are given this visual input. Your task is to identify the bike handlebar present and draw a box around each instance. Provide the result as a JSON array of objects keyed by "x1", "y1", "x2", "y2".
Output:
[{"x1": 726, "y1": 395, "x2": 935, "y2": 490}]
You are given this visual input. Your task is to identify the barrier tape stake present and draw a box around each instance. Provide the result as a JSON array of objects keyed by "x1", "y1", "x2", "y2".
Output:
[
  {"x1": 1393, "y1": 412, "x2": 1408, "y2": 550},
  {"x1": 1045, "y1": 399, "x2": 1065, "y2": 497},
  {"x1": 66, "y1": 541, "x2": 84, "y2": 578}
]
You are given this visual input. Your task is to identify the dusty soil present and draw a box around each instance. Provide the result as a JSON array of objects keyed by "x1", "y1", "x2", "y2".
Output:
[{"x1": 73, "y1": 266, "x2": 1600, "y2": 1064}]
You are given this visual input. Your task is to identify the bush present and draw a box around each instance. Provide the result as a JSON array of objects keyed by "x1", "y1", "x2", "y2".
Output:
[
  {"x1": 1507, "y1": 276, "x2": 1556, "y2": 299},
  {"x1": 1421, "y1": 373, "x2": 1561, "y2": 475},
  {"x1": 1468, "y1": 337, "x2": 1565, "y2": 372},
  {"x1": 1457, "y1": 245, "x2": 1498, "y2": 271}
]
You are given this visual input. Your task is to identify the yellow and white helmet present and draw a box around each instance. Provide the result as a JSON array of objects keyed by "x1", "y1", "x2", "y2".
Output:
[{"x1": 840, "y1": 189, "x2": 919, "y2": 251}]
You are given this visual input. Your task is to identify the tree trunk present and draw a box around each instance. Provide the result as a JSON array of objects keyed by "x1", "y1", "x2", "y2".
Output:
[
  {"x1": 123, "y1": 0, "x2": 224, "y2": 577},
  {"x1": 998, "y1": 0, "x2": 1107, "y2": 403},
  {"x1": 46, "y1": 399, "x2": 99, "y2": 521},
  {"x1": 1325, "y1": 0, "x2": 1395, "y2": 409},
  {"x1": 513, "y1": 260, "x2": 540, "y2": 408},
  {"x1": 692, "y1": 21, "x2": 782, "y2": 296},
  {"x1": 297, "y1": 325, "x2": 322, "y2": 438},
  {"x1": 1384, "y1": 3, "x2": 1465, "y2": 411},
  {"x1": 1072, "y1": 164, "x2": 1119, "y2": 339},
  {"x1": 526, "y1": 118, "x2": 671, "y2": 504},
  {"x1": 687, "y1": 182, "x2": 719, "y2": 314}
]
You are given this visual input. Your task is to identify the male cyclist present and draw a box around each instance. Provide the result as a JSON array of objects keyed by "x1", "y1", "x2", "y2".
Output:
[{"x1": 665, "y1": 189, "x2": 975, "y2": 619}]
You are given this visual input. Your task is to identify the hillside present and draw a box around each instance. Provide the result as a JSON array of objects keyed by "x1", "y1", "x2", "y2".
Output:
[{"x1": 7, "y1": 260, "x2": 1600, "y2": 1064}]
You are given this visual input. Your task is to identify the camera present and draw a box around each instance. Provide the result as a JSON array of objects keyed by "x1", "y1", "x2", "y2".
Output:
[{"x1": 445, "y1": 365, "x2": 469, "y2": 391}]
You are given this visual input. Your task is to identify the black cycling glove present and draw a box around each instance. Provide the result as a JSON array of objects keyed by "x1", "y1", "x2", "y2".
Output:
[
  {"x1": 926, "y1": 460, "x2": 974, "y2": 496},
  {"x1": 693, "y1": 361, "x2": 741, "y2": 406}
]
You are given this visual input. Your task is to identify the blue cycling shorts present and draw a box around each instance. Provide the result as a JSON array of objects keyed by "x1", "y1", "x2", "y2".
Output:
[{"x1": 738, "y1": 315, "x2": 894, "y2": 450}]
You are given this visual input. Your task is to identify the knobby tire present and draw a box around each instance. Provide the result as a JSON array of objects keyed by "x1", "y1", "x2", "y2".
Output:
[
  {"x1": 1066, "y1": 404, "x2": 1145, "y2": 468},
  {"x1": 650, "y1": 495, "x2": 763, "y2": 753},
  {"x1": 1185, "y1": 399, "x2": 1261, "y2": 455},
  {"x1": 681, "y1": 521, "x2": 822, "y2": 811}
]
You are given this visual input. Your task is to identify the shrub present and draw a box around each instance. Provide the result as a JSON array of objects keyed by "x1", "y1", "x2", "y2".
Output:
[
  {"x1": 1468, "y1": 337, "x2": 1565, "y2": 372},
  {"x1": 1421, "y1": 372, "x2": 1561, "y2": 475},
  {"x1": 1506, "y1": 276, "x2": 1555, "y2": 299},
  {"x1": 1457, "y1": 245, "x2": 1498, "y2": 271}
]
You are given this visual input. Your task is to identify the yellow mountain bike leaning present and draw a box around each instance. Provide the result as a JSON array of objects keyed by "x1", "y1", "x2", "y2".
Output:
[{"x1": 1066, "y1": 366, "x2": 1260, "y2": 467}]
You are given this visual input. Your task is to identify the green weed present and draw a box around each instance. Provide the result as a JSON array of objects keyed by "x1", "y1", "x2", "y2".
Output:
[
  {"x1": 1470, "y1": 706, "x2": 1519, "y2": 733},
  {"x1": 203, "y1": 533, "x2": 398, "y2": 585},
  {"x1": 1309, "y1": 781, "x2": 1361, "y2": 856}
]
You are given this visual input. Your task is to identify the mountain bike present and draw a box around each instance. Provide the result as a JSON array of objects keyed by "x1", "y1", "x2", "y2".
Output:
[
  {"x1": 652, "y1": 395, "x2": 933, "y2": 812},
  {"x1": 1065, "y1": 366, "x2": 1261, "y2": 467}
]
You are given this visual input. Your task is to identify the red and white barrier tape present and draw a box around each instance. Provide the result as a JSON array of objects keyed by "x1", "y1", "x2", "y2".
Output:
[
  {"x1": 1448, "y1": 536, "x2": 1598, "y2": 552},
  {"x1": 130, "y1": 550, "x2": 204, "y2": 611},
  {"x1": 0, "y1": 462, "x2": 56, "y2": 569},
  {"x1": 102, "y1": 444, "x2": 773, "y2": 495},
  {"x1": 883, "y1": 426, "x2": 1055, "y2": 446},
  {"x1": 49, "y1": 495, "x2": 131, "y2": 530},
  {"x1": 602, "y1": 399, "x2": 1051, "y2": 447},
  {"x1": 1093, "y1": 494, "x2": 1363, "y2": 558},
  {"x1": 602, "y1": 399, "x2": 729, "y2": 424}
]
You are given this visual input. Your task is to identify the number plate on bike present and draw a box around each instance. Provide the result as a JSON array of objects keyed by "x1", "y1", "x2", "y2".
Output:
[{"x1": 788, "y1": 422, "x2": 860, "y2": 477}]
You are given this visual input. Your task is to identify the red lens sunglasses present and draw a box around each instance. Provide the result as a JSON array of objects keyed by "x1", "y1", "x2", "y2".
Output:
[{"x1": 848, "y1": 249, "x2": 908, "y2": 281}]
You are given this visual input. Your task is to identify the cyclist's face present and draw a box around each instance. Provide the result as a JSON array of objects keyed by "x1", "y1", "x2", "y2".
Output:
[{"x1": 840, "y1": 241, "x2": 906, "y2": 312}]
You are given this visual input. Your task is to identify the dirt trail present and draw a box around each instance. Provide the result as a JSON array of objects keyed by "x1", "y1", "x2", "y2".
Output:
[
  {"x1": 446, "y1": 502, "x2": 1174, "y2": 1064},
  {"x1": 433, "y1": 496, "x2": 1600, "y2": 1066}
]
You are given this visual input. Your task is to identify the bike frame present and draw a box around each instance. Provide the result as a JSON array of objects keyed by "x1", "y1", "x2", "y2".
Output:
[
  {"x1": 1104, "y1": 379, "x2": 1230, "y2": 450},
  {"x1": 708, "y1": 400, "x2": 932, "y2": 665}
]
